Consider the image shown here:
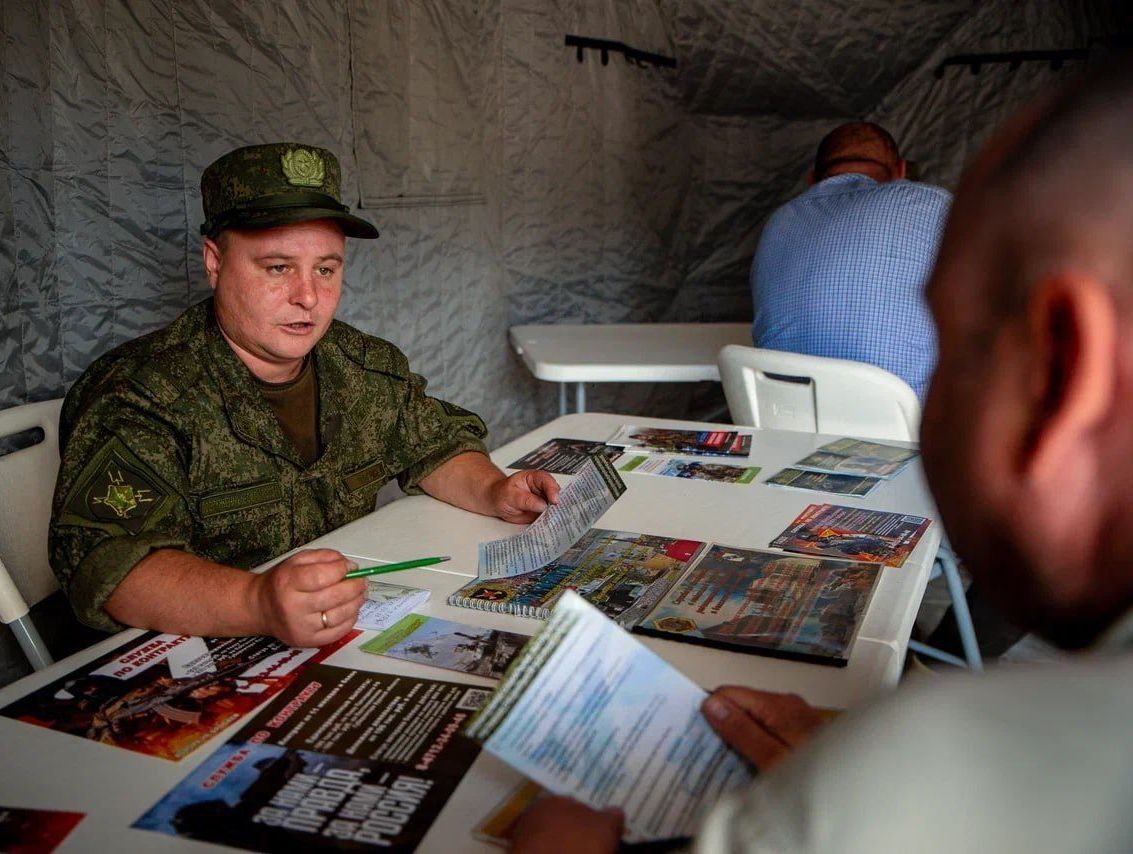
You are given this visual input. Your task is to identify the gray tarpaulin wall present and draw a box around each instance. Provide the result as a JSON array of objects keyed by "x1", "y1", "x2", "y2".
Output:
[
  {"x1": 0, "y1": 0, "x2": 1126, "y2": 680},
  {"x1": 1, "y1": 0, "x2": 1126, "y2": 441}
]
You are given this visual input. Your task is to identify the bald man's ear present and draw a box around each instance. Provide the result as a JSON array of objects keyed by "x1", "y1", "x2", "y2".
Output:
[{"x1": 1020, "y1": 274, "x2": 1117, "y2": 486}]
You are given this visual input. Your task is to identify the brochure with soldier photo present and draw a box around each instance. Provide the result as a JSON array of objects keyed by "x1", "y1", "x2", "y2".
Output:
[
  {"x1": 465, "y1": 591, "x2": 753, "y2": 843},
  {"x1": 769, "y1": 504, "x2": 932, "y2": 567},
  {"x1": 361, "y1": 615, "x2": 529, "y2": 681},
  {"x1": 633, "y1": 545, "x2": 881, "y2": 666},
  {"x1": 793, "y1": 437, "x2": 919, "y2": 479},
  {"x1": 449, "y1": 528, "x2": 706, "y2": 627},
  {"x1": 0, "y1": 631, "x2": 355, "y2": 760},
  {"x1": 765, "y1": 467, "x2": 881, "y2": 496},
  {"x1": 606, "y1": 425, "x2": 753, "y2": 458},
  {"x1": 133, "y1": 664, "x2": 485, "y2": 852},
  {"x1": 506, "y1": 437, "x2": 623, "y2": 474},
  {"x1": 618, "y1": 454, "x2": 761, "y2": 484}
]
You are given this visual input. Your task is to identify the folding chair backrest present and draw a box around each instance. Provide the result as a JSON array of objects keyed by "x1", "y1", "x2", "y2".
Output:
[
  {"x1": 0, "y1": 398, "x2": 64, "y2": 617},
  {"x1": 718, "y1": 345, "x2": 921, "y2": 442}
]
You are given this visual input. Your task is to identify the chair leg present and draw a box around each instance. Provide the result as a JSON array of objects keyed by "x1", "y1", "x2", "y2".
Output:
[
  {"x1": 908, "y1": 640, "x2": 968, "y2": 669},
  {"x1": 9, "y1": 615, "x2": 53, "y2": 671},
  {"x1": 936, "y1": 548, "x2": 983, "y2": 671}
]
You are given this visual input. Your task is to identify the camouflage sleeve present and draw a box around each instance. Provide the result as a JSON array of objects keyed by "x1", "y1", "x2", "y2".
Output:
[
  {"x1": 390, "y1": 369, "x2": 489, "y2": 494},
  {"x1": 50, "y1": 387, "x2": 194, "y2": 632}
]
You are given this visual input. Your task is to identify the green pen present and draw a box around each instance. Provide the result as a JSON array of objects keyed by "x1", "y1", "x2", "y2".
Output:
[{"x1": 344, "y1": 555, "x2": 451, "y2": 579}]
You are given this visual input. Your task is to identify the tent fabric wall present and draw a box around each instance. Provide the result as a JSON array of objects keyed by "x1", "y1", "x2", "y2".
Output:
[{"x1": 1, "y1": 0, "x2": 1127, "y2": 438}]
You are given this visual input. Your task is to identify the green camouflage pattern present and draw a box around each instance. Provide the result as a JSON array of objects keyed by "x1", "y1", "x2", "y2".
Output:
[
  {"x1": 199, "y1": 142, "x2": 377, "y2": 238},
  {"x1": 50, "y1": 299, "x2": 487, "y2": 632}
]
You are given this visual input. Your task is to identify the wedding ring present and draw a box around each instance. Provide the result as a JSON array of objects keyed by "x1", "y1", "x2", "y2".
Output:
[{"x1": 320, "y1": 610, "x2": 329, "y2": 629}]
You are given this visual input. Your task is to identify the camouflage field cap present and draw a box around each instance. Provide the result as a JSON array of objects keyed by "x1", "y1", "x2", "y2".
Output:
[{"x1": 199, "y1": 142, "x2": 378, "y2": 239}]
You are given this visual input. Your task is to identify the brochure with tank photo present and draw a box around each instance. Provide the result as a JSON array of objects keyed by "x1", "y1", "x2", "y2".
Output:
[
  {"x1": 133, "y1": 664, "x2": 486, "y2": 852},
  {"x1": 465, "y1": 592, "x2": 753, "y2": 843},
  {"x1": 0, "y1": 630, "x2": 355, "y2": 760},
  {"x1": 793, "y1": 437, "x2": 919, "y2": 479},
  {"x1": 769, "y1": 504, "x2": 932, "y2": 567},
  {"x1": 361, "y1": 614, "x2": 529, "y2": 681},
  {"x1": 506, "y1": 437, "x2": 623, "y2": 474},
  {"x1": 450, "y1": 528, "x2": 706, "y2": 627},
  {"x1": 765, "y1": 467, "x2": 881, "y2": 496},
  {"x1": 633, "y1": 544, "x2": 881, "y2": 666},
  {"x1": 618, "y1": 454, "x2": 761, "y2": 484},
  {"x1": 606, "y1": 425, "x2": 753, "y2": 458}
]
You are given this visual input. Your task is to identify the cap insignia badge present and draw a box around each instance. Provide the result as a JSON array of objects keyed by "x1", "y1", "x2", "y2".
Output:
[{"x1": 281, "y1": 148, "x2": 326, "y2": 188}]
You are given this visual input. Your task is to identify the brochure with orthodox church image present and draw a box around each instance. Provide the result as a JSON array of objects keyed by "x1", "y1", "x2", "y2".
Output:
[{"x1": 633, "y1": 545, "x2": 881, "y2": 666}]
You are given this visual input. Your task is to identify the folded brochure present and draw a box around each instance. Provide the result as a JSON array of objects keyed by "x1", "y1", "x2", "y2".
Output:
[{"x1": 477, "y1": 453, "x2": 626, "y2": 580}]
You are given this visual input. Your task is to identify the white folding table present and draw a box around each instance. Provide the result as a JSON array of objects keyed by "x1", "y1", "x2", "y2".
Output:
[
  {"x1": 0, "y1": 413, "x2": 939, "y2": 852},
  {"x1": 508, "y1": 323, "x2": 753, "y2": 414}
]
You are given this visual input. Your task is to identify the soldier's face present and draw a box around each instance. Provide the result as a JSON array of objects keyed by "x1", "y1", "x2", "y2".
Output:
[{"x1": 203, "y1": 219, "x2": 346, "y2": 382}]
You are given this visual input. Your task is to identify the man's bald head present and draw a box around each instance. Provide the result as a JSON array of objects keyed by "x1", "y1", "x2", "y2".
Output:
[
  {"x1": 922, "y1": 57, "x2": 1133, "y2": 649},
  {"x1": 962, "y1": 58, "x2": 1133, "y2": 322},
  {"x1": 813, "y1": 122, "x2": 903, "y2": 183}
]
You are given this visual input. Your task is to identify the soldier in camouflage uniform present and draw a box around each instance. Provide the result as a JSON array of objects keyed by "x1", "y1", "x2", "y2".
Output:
[{"x1": 50, "y1": 142, "x2": 559, "y2": 647}]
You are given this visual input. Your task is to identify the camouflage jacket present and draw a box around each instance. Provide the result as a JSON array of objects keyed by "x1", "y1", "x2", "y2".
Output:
[{"x1": 50, "y1": 299, "x2": 488, "y2": 631}]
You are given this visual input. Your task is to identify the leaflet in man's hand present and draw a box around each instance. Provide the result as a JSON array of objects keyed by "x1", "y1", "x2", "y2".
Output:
[
  {"x1": 477, "y1": 454, "x2": 626, "y2": 580},
  {"x1": 606, "y1": 425, "x2": 753, "y2": 457},
  {"x1": 465, "y1": 591, "x2": 754, "y2": 843}
]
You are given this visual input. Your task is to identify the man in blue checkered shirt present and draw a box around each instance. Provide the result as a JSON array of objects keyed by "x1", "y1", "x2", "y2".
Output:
[{"x1": 750, "y1": 123, "x2": 951, "y2": 401}]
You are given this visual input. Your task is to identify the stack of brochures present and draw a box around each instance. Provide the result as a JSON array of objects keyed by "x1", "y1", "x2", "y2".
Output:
[{"x1": 450, "y1": 529, "x2": 880, "y2": 666}]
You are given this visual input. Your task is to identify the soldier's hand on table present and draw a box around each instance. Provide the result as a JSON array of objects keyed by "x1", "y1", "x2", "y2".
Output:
[
  {"x1": 251, "y1": 549, "x2": 366, "y2": 647},
  {"x1": 510, "y1": 796, "x2": 622, "y2": 853},
  {"x1": 489, "y1": 469, "x2": 561, "y2": 524},
  {"x1": 701, "y1": 685, "x2": 826, "y2": 772}
]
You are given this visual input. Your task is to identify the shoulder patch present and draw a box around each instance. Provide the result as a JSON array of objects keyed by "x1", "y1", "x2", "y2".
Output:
[{"x1": 59, "y1": 437, "x2": 179, "y2": 536}]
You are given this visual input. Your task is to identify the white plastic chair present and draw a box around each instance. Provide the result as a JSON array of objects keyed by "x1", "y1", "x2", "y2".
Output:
[
  {"x1": 0, "y1": 398, "x2": 64, "y2": 670},
  {"x1": 718, "y1": 345, "x2": 981, "y2": 669},
  {"x1": 718, "y1": 345, "x2": 920, "y2": 442}
]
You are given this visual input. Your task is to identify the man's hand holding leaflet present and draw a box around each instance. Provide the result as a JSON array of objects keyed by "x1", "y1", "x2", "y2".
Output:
[
  {"x1": 477, "y1": 455, "x2": 626, "y2": 580},
  {"x1": 465, "y1": 591, "x2": 753, "y2": 842}
]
